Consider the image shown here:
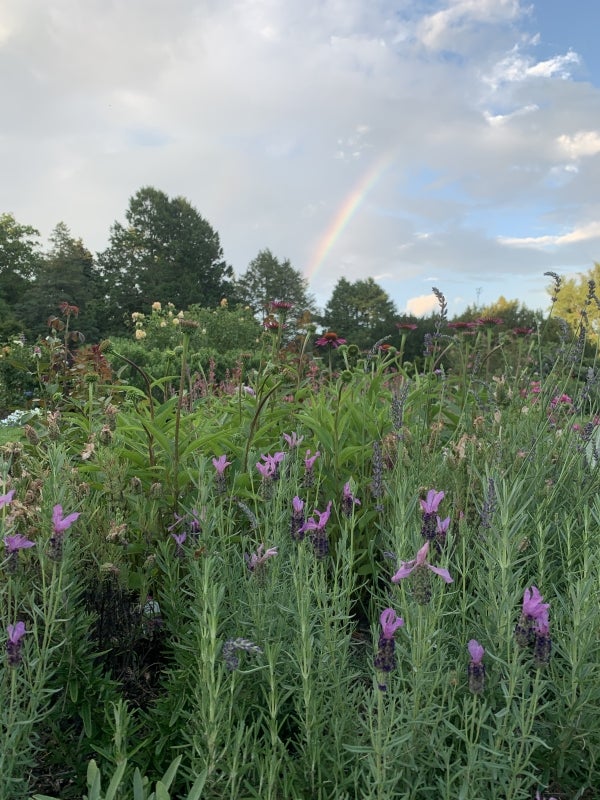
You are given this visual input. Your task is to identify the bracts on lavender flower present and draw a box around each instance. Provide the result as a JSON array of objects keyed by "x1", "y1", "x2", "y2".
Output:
[
  {"x1": 49, "y1": 504, "x2": 81, "y2": 560},
  {"x1": 4, "y1": 533, "x2": 35, "y2": 573},
  {"x1": 467, "y1": 639, "x2": 485, "y2": 694},
  {"x1": 171, "y1": 532, "x2": 186, "y2": 558},
  {"x1": 6, "y1": 621, "x2": 26, "y2": 667},
  {"x1": 374, "y1": 608, "x2": 404, "y2": 691},
  {"x1": 212, "y1": 454, "x2": 231, "y2": 494},
  {"x1": 298, "y1": 501, "x2": 332, "y2": 559},
  {"x1": 290, "y1": 495, "x2": 306, "y2": 541},
  {"x1": 245, "y1": 544, "x2": 278, "y2": 584},
  {"x1": 303, "y1": 449, "x2": 320, "y2": 488},
  {"x1": 391, "y1": 540, "x2": 453, "y2": 605}
]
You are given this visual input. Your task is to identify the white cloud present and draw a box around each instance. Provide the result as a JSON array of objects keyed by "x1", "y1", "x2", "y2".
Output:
[
  {"x1": 406, "y1": 294, "x2": 439, "y2": 316},
  {"x1": 557, "y1": 130, "x2": 600, "y2": 159},
  {"x1": 498, "y1": 220, "x2": 600, "y2": 249}
]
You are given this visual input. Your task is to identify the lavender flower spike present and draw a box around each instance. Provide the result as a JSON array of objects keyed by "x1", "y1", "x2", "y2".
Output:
[
  {"x1": 245, "y1": 544, "x2": 278, "y2": 571},
  {"x1": 522, "y1": 586, "x2": 550, "y2": 619},
  {"x1": 212, "y1": 454, "x2": 231, "y2": 475},
  {"x1": 374, "y1": 608, "x2": 404, "y2": 683},
  {"x1": 380, "y1": 608, "x2": 404, "y2": 639},
  {"x1": 391, "y1": 541, "x2": 453, "y2": 584},
  {"x1": 468, "y1": 639, "x2": 485, "y2": 694},
  {"x1": 7, "y1": 621, "x2": 26, "y2": 667}
]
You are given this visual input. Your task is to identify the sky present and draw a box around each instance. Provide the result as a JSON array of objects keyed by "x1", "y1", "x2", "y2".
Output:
[{"x1": 1, "y1": 0, "x2": 600, "y2": 318}]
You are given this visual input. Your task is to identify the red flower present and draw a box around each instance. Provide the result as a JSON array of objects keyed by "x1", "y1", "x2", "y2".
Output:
[{"x1": 395, "y1": 322, "x2": 417, "y2": 331}]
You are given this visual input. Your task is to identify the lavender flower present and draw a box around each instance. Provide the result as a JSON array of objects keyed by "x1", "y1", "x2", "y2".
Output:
[
  {"x1": 7, "y1": 621, "x2": 26, "y2": 667},
  {"x1": 420, "y1": 489, "x2": 445, "y2": 540},
  {"x1": 0, "y1": 489, "x2": 16, "y2": 508},
  {"x1": 212, "y1": 454, "x2": 231, "y2": 493},
  {"x1": 515, "y1": 586, "x2": 550, "y2": 649},
  {"x1": 49, "y1": 504, "x2": 80, "y2": 560},
  {"x1": 342, "y1": 481, "x2": 361, "y2": 517},
  {"x1": 467, "y1": 639, "x2": 485, "y2": 694},
  {"x1": 370, "y1": 440, "x2": 384, "y2": 511},
  {"x1": 374, "y1": 608, "x2": 404, "y2": 686},
  {"x1": 298, "y1": 501, "x2": 332, "y2": 559},
  {"x1": 303, "y1": 449, "x2": 320, "y2": 487},
  {"x1": 533, "y1": 608, "x2": 552, "y2": 668},
  {"x1": 245, "y1": 544, "x2": 278, "y2": 574},
  {"x1": 290, "y1": 495, "x2": 306, "y2": 541},
  {"x1": 171, "y1": 531, "x2": 187, "y2": 558},
  {"x1": 4, "y1": 533, "x2": 35, "y2": 573},
  {"x1": 283, "y1": 432, "x2": 304, "y2": 449},
  {"x1": 391, "y1": 541, "x2": 453, "y2": 605}
]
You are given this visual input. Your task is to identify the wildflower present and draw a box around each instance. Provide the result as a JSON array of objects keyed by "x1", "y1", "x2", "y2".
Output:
[
  {"x1": 134, "y1": 329, "x2": 147, "y2": 340},
  {"x1": 222, "y1": 637, "x2": 262, "y2": 671},
  {"x1": 467, "y1": 639, "x2": 485, "y2": 694},
  {"x1": 303, "y1": 449, "x2": 320, "y2": 488},
  {"x1": 315, "y1": 331, "x2": 347, "y2": 349},
  {"x1": 283, "y1": 431, "x2": 304, "y2": 449},
  {"x1": 171, "y1": 532, "x2": 186, "y2": 558},
  {"x1": 270, "y1": 300, "x2": 294, "y2": 312},
  {"x1": 290, "y1": 495, "x2": 306, "y2": 541},
  {"x1": 420, "y1": 489, "x2": 445, "y2": 515},
  {"x1": 477, "y1": 317, "x2": 503, "y2": 326},
  {"x1": 395, "y1": 322, "x2": 418, "y2": 331},
  {"x1": 342, "y1": 481, "x2": 361, "y2": 516},
  {"x1": 212, "y1": 454, "x2": 231, "y2": 494},
  {"x1": 262, "y1": 316, "x2": 281, "y2": 331},
  {"x1": 242, "y1": 385, "x2": 256, "y2": 397},
  {"x1": 420, "y1": 489, "x2": 445, "y2": 540},
  {"x1": 436, "y1": 516, "x2": 450, "y2": 544},
  {"x1": 4, "y1": 533, "x2": 35, "y2": 552},
  {"x1": 447, "y1": 321, "x2": 477, "y2": 331},
  {"x1": 374, "y1": 608, "x2": 404, "y2": 684},
  {"x1": 52, "y1": 505, "x2": 81, "y2": 533},
  {"x1": 7, "y1": 621, "x2": 26, "y2": 667},
  {"x1": 245, "y1": 543, "x2": 278, "y2": 572},
  {"x1": 298, "y1": 501, "x2": 332, "y2": 559},
  {"x1": 151, "y1": 301, "x2": 162, "y2": 311},
  {"x1": 512, "y1": 327, "x2": 534, "y2": 336},
  {"x1": 370, "y1": 440, "x2": 384, "y2": 511},
  {"x1": 0, "y1": 489, "x2": 15, "y2": 508},
  {"x1": 515, "y1": 586, "x2": 550, "y2": 648},
  {"x1": 391, "y1": 540, "x2": 453, "y2": 605}
]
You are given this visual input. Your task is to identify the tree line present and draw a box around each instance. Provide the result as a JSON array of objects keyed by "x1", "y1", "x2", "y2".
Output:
[{"x1": 1, "y1": 185, "x2": 597, "y2": 349}]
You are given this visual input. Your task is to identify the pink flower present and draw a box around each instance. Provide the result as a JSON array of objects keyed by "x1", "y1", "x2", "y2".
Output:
[
  {"x1": 391, "y1": 541, "x2": 453, "y2": 584},
  {"x1": 468, "y1": 639, "x2": 485, "y2": 664},
  {"x1": 298, "y1": 501, "x2": 332, "y2": 534},
  {"x1": 420, "y1": 489, "x2": 445, "y2": 515},
  {"x1": 245, "y1": 544, "x2": 278, "y2": 571},
  {"x1": 380, "y1": 608, "x2": 404, "y2": 639},
  {"x1": 283, "y1": 432, "x2": 304, "y2": 448},
  {"x1": 522, "y1": 586, "x2": 549, "y2": 619},
  {"x1": 0, "y1": 489, "x2": 15, "y2": 508},
  {"x1": 304, "y1": 450, "x2": 320, "y2": 471},
  {"x1": 212, "y1": 455, "x2": 231, "y2": 475},
  {"x1": 52, "y1": 505, "x2": 81, "y2": 534},
  {"x1": 4, "y1": 534, "x2": 35, "y2": 552},
  {"x1": 292, "y1": 496, "x2": 304, "y2": 514},
  {"x1": 315, "y1": 332, "x2": 347, "y2": 349},
  {"x1": 7, "y1": 621, "x2": 26, "y2": 645}
]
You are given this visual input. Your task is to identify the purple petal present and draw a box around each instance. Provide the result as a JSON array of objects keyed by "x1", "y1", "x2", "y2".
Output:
[
  {"x1": 468, "y1": 639, "x2": 485, "y2": 663},
  {"x1": 391, "y1": 562, "x2": 415, "y2": 582},
  {"x1": 427, "y1": 564, "x2": 453, "y2": 583}
]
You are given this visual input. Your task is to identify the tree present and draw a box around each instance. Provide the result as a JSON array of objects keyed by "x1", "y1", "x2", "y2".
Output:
[
  {"x1": 97, "y1": 187, "x2": 234, "y2": 333},
  {"x1": 235, "y1": 249, "x2": 316, "y2": 317},
  {"x1": 17, "y1": 223, "x2": 105, "y2": 340},
  {"x1": 456, "y1": 296, "x2": 544, "y2": 330},
  {"x1": 549, "y1": 264, "x2": 600, "y2": 344},
  {"x1": 0, "y1": 213, "x2": 41, "y2": 309},
  {"x1": 321, "y1": 277, "x2": 398, "y2": 349}
]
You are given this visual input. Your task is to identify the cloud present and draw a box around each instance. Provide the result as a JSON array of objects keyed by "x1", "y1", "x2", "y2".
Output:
[
  {"x1": 557, "y1": 130, "x2": 600, "y2": 159},
  {"x1": 406, "y1": 294, "x2": 439, "y2": 316},
  {"x1": 498, "y1": 220, "x2": 600, "y2": 249}
]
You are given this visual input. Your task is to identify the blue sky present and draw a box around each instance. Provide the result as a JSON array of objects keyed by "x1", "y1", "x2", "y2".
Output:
[{"x1": 1, "y1": 0, "x2": 599, "y2": 318}]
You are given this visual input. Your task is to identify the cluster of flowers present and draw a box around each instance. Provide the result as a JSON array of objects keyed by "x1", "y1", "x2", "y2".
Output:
[{"x1": 4, "y1": 496, "x2": 80, "y2": 667}]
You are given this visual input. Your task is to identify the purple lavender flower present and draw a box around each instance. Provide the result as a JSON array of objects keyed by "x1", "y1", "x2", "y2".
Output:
[
  {"x1": 245, "y1": 544, "x2": 278, "y2": 573},
  {"x1": 391, "y1": 541, "x2": 453, "y2": 605},
  {"x1": 420, "y1": 489, "x2": 445, "y2": 515},
  {"x1": 283, "y1": 432, "x2": 304, "y2": 449},
  {"x1": 171, "y1": 531, "x2": 187, "y2": 558},
  {"x1": 419, "y1": 489, "x2": 446, "y2": 541},
  {"x1": 0, "y1": 489, "x2": 15, "y2": 508},
  {"x1": 7, "y1": 621, "x2": 26, "y2": 667},
  {"x1": 515, "y1": 586, "x2": 550, "y2": 649},
  {"x1": 303, "y1": 449, "x2": 320, "y2": 488},
  {"x1": 298, "y1": 501, "x2": 332, "y2": 559},
  {"x1": 533, "y1": 609, "x2": 552, "y2": 667},
  {"x1": 212, "y1": 455, "x2": 231, "y2": 494},
  {"x1": 52, "y1": 505, "x2": 81, "y2": 533},
  {"x1": 4, "y1": 533, "x2": 35, "y2": 552},
  {"x1": 342, "y1": 481, "x2": 361, "y2": 517},
  {"x1": 374, "y1": 608, "x2": 404, "y2": 689},
  {"x1": 467, "y1": 639, "x2": 485, "y2": 694},
  {"x1": 290, "y1": 495, "x2": 306, "y2": 541}
]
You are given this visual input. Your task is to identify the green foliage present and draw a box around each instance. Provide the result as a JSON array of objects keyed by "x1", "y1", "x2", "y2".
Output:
[
  {"x1": 235, "y1": 247, "x2": 317, "y2": 318},
  {"x1": 321, "y1": 276, "x2": 398, "y2": 350},
  {"x1": 97, "y1": 187, "x2": 234, "y2": 334}
]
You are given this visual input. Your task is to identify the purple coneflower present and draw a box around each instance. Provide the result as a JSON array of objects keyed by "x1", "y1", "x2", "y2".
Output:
[{"x1": 315, "y1": 331, "x2": 347, "y2": 349}]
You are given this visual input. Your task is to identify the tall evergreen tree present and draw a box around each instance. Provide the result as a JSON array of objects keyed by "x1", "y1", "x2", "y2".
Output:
[
  {"x1": 98, "y1": 187, "x2": 233, "y2": 333},
  {"x1": 18, "y1": 223, "x2": 104, "y2": 340},
  {"x1": 321, "y1": 277, "x2": 398, "y2": 349},
  {"x1": 235, "y1": 249, "x2": 316, "y2": 317},
  {"x1": 0, "y1": 213, "x2": 40, "y2": 310}
]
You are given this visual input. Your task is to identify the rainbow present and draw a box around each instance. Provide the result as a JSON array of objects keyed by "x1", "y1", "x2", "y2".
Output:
[{"x1": 305, "y1": 151, "x2": 396, "y2": 286}]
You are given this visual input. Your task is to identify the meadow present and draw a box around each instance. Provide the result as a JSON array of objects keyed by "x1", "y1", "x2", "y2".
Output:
[{"x1": 0, "y1": 288, "x2": 599, "y2": 800}]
